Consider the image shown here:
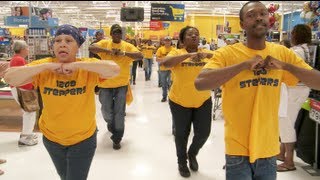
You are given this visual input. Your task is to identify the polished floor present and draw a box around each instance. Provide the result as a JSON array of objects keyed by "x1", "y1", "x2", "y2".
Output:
[{"x1": 0, "y1": 65, "x2": 319, "y2": 180}]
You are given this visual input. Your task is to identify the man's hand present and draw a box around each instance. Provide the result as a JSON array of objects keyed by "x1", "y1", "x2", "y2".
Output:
[
  {"x1": 61, "y1": 63, "x2": 76, "y2": 75},
  {"x1": 244, "y1": 55, "x2": 265, "y2": 70},
  {"x1": 264, "y1": 55, "x2": 286, "y2": 70}
]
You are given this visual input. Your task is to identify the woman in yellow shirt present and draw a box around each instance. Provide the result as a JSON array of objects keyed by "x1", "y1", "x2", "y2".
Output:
[
  {"x1": 161, "y1": 26, "x2": 213, "y2": 178},
  {"x1": 4, "y1": 24, "x2": 120, "y2": 180}
]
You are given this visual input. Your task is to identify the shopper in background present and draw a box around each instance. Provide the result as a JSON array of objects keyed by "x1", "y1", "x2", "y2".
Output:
[
  {"x1": 89, "y1": 24, "x2": 143, "y2": 150},
  {"x1": 9, "y1": 40, "x2": 38, "y2": 146},
  {"x1": 129, "y1": 39, "x2": 141, "y2": 85},
  {"x1": 280, "y1": 39, "x2": 291, "y2": 49},
  {"x1": 277, "y1": 24, "x2": 312, "y2": 172},
  {"x1": 141, "y1": 39, "x2": 156, "y2": 81},
  {"x1": 161, "y1": 26, "x2": 213, "y2": 178},
  {"x1": 195, "y1": 2, "x2": 320, "y2": 180},
  {"x1": 89, "y1": 31, "x2": 104, "y2": 94},
  {"x1": 5, "y1": 24, "x2": 120, "y2": 180},
  {"x1": 156, "y1": 36, "x2": 175, "y2": 102}
]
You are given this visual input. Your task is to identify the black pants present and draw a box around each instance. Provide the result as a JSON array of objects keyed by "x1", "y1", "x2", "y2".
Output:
[
  {"x1": 169, "y1": 98, "x2": 212, "y2": 165},
  {"x1": 138, "y1": 59, "x2": 143, "y2": 68},
  {"x1": 131, "y1": 61, "x2": 138, "y2": 83}
]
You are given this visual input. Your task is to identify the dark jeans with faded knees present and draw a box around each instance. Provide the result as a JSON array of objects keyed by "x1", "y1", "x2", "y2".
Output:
[
  {"x1": 99, "y1": 86, "x2": 128, "y2": 144},
  {"x1": 43, "y1": 130, "x2": 97, "y2": 180},
  {"x1": 226, "y1": 155, "x2": 277, "y2": 180},
  {"x1": 160, "y1": 70, "x2": 171, "y2": 98},
  {"x1": 169, "y1": 98, "x2": 212, "y2": 165}
]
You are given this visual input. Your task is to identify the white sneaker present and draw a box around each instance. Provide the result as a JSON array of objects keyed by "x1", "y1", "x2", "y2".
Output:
[{"x1": 18, "y1": 135, "x2": 38, "y2": 146}]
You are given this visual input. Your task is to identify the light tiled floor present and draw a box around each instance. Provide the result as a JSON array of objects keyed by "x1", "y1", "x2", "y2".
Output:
[{"x1": 0, "y1": 66, "x2": 319, "y2": 180}]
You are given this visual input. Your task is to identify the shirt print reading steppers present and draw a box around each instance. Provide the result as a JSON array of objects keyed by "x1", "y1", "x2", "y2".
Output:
[{"x1": 43, "y1": 80, "x2": 86, "y2": 96}]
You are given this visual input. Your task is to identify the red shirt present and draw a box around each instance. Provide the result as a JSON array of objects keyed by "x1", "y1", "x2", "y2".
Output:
[{"x1": 9, "y1": 54, "x2": 33, "y2": 90}]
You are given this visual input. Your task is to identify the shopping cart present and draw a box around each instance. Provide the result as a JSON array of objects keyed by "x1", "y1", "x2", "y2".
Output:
[
  {"x1": 213, "y1": 88, "x2": 222, "y2": 120},
  {"x1": 169, "y1": 6, "x2": 184, "y2": 21}
]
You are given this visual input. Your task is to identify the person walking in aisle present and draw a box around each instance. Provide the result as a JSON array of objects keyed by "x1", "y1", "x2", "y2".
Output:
[
  {"x1": 161, "y1": 26, "x2": 214, "y2": 178},
  {"x1": 156, "y1": 36, "x2": 175, "y2": 102},
  {"x1": 89, "y1": 24, "x2": 143, "y2": 150},
  {"x1": 277, "y1": 24, "x2": 313, "y2": 172},
  {"x1": 89, "y1": 30, "x2": 104, "y2": 94},
  {"x1": 4, "y1": 24, "x2": 120, "y2": 180},
  {"x1": 195, "y1": 2, "x2": 320, "y2": 180},
  {"x1": 129, "y1": 39, "x2": 141, "y2": 85},
  {"x1": 141, "y1": 39, "x2": 156, "y2": 81},
  {"x1": 9, "y1": 40, "x2": 38, "y2": 146}
]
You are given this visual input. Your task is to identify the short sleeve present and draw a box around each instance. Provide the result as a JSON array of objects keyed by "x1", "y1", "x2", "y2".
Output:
[
  {"x1": 167, "y1": 48, "x2": 179, "y2": 56},
  {"x1": 126, "y1": 43, "x2": 139, "y2": 52},
  {"x1": 203, "y1": 49, "x2": 226, "y2": 69}
]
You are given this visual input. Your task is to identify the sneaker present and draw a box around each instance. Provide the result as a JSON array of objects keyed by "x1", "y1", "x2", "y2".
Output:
[
  {"x1": 188, "y1": 154, "x2": 199, "y2": 171},
  {"x1": 133, "y1": 81, "x2": 136, "y2": 85},
  {"x1": 178, "y1": 164, "x2": 191, "y2": 178},
  {"x1": 18, "y1": 135, "x2": 38, "y2": 146},
  {"x1": 113, "y1": 142, "x2": 121, "y2": 150},
  {"x1": 161, "y1": 97, "x2": 167, "y2": 102}
]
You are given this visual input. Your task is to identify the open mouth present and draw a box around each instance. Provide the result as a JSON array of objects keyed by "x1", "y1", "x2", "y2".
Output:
[{"x1": 58, "y1": 50, "x2": 68, "y2": 55}]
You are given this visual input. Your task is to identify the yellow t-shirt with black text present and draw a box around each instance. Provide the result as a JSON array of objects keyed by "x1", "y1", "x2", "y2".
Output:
[
  {"x1": 167, "y1": 48, "x2": 213, "y2": 108},
  {"x1": 203, "y1": 42, "x2": 312, "y2": 163},
  {"x1": 29, "y1": 57, "x2": 101, "y2": 146},
  {"x1": 156, "y1": 46, "x2": 175, "y2": 71},
  {"x1": 141, "y1": 45, "x2": 155, "y2": 59},
  {"x1": 96, "y1": 40, "x2": 139, "y2": 88}
]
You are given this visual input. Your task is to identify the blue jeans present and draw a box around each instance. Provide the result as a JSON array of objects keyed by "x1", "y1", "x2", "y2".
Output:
[
  {"x1": 160, "y1": 70, "x2": 171, "y2": 98},
  {"x1": 99, "y1": 86, "x2": 127, "y2": 143},
  {"x1": 144, "y1": 58, "x2": 153, "y2": 80},
  {"x1": 43, "y1": 131, "x2": 97, "y2": 180},
  {"x1": 226, "y1": 155, "x2": 277, "y2": 180}
]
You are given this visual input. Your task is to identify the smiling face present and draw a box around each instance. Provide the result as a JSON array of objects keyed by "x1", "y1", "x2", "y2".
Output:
[
  {"x1": 53, "y1": 34, "x2": 79, "y2": 62},
  {"x1": 240, "y1": 2, "x2": 269, "y2": 39}
]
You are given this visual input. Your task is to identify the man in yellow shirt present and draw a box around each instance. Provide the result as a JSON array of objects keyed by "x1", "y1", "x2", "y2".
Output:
[
  {"x1": 141, "y1": 39, "x2": 156, "y2": 81},
  {"x1": 89, "y1": 24, "x2": 143, "y2": 150},
  {"x1": 156, "y1": 36, "x2": 175, "y2": 102},
  {"x1": 195, "y1": 1, "x2": 320, "y2": 180}
]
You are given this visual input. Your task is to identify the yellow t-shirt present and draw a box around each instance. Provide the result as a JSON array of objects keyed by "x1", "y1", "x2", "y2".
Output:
[
  {"x1": 28, "y1": 57, "x2": 101, "y2": 146},
  {"x1": 96, "y1": 40, "x2": 139, "y2": 88},
  {"x1": 167, "y1": 48, "x2": 213, "y2": 108},
  {"x1": 142, "y1": 45, "x2": 155, "y2": 59},
  {"x1": 203, "y1": 42, "x2": 312, "y2": 162},
  {"x1": 156, "y1": 46, "x2": 175, "y2": 71}
]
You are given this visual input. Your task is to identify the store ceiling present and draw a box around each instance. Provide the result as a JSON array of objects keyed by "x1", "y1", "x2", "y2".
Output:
[{"x1": 0, "y1": 1, "x2": 304, "y2": 28}]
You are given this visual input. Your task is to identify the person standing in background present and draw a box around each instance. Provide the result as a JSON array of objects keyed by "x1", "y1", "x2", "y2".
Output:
[
  {"x1": 156, "y1": 36, "x2": 175, "y2": 102},
  {"x1": 9, "y1": 40, "x2": 38, "y2": 146},
  {"x1": 89, "y1": 24, "x2": 143, "y2": 150},
  {"x1": 129, "y1": 39, "x2": 141, "y2": 85},
  {"x1": 141, "y1": 39, "x2": 156, "y2": 81},
  {"x1": 277, "y1": 24, "x2": 312, "y2": 172},
  {"x1": 89, "y1": 31, "x2": 104, "y2": 94}
]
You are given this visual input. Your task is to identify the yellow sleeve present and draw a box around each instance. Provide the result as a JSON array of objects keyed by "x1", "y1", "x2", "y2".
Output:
[
  {"x1": 126, "y1": 43, "x2": 139, "y2": 52},
  {"x1": 203, "y1": 48, "x2": 226, "y2": 69},
  {"x1": 95, "y1": 40, "x2": 108, "y2": 59},
  {"x1": 167, "y1": 48, "x2": 179, "y2": 56},
  {"x1": 27, "y1": 58, "x2": 53, "y2": 88},
  {"x1": 156, "y1": 47, "x2": 162, "y2": 57},
  {"x1": 282, "y1": 47, "x2": 313, "y2": 86}
]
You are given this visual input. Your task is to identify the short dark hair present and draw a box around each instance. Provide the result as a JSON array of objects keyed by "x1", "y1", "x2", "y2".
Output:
[
  {"x1": 179, "y1": 26, "x2": 199, "y2": 44},
  {"x1": 239, "y1": 1, "x2": 264, "y2": 21},
  {"x1": 291, "y1": 24, "x2": 312, "y2": 45}
]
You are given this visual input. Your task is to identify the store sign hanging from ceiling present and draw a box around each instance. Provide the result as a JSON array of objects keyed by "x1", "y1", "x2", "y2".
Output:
[{"x1": 151, "y1": 3, "x2": 185, "y2": 22}]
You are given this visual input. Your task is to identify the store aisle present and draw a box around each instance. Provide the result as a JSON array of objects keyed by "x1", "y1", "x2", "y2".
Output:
[{"x1": 0, "y1": 65, "x2": 318, "y2": 180}]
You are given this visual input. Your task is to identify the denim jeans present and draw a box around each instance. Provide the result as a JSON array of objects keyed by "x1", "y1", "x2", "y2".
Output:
[
  {"x1": 225, "y1": 155, "x2": 277, "y2": 180},
  {"x1": 43, "y1": 131, "x2": 97, "y2": 180},
  {"x1": 99, "y1": 86, "x2": 128, "y2": 143},
  {"x1": 144, "y1": 58, "x2": 153, "y2": 80},
  {"x1": 169, "y1": 98, "x2": 212, "y2": 165},
  {"x1": 159, "y1": 70, "x2": 171, "y2": 98}
]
